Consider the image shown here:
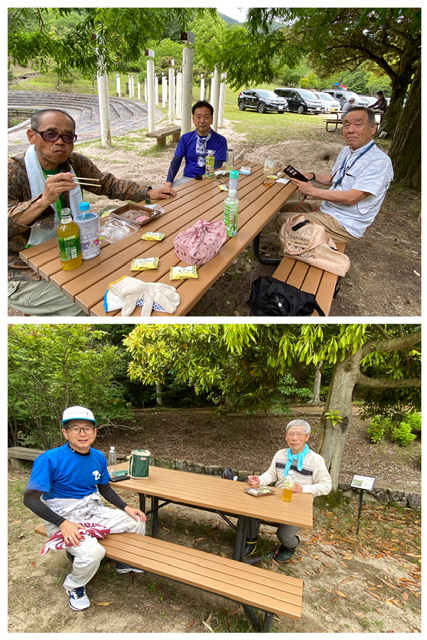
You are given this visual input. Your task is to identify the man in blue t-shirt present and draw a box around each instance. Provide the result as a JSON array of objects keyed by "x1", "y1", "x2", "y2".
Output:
[
  {"x1": 165, "y1": 100, "x2": 228, "y2": 187},
  {"x1": 24, "y1": 406, "x2": 147, "y2": 612}
]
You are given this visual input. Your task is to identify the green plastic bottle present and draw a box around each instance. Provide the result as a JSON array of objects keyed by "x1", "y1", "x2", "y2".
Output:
[{"x1": 57, "y1": 208, "x2": 82, "y2": 270}]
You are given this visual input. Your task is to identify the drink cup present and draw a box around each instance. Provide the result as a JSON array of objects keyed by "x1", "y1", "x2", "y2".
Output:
[
  {"x1": 75, "y1": 211, "x2": 101, "y2": 259},
  {"x1": 281, "y1": 486, "x2": 293, "y2": 502},
  {"x1": 281, "y1": 476, "x2": 294, "y2": 502}
]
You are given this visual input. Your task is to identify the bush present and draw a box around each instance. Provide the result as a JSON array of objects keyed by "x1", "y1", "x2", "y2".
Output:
[
  {"x1": 368, "y1": 412, "x2": 420, "y2": 446},
  {"x1": 390, "y1": 421, "x2": 417, "y2": 447},
  {"x1": 367, "y1": 415, "x2": 390, "y2": 443}
]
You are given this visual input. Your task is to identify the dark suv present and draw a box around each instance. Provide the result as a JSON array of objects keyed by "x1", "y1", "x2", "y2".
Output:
[
  {"x1": 274, "y1": 88, "x2": 324, "y2": 114},
  {"x1": 238, "y1": 89, "x2": 288, "y2": 114}
]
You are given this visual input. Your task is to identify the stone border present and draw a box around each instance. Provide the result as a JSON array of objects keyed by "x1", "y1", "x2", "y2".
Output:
[{"x1": 117, "y1": 455, "x2": 421, "y2": 510}]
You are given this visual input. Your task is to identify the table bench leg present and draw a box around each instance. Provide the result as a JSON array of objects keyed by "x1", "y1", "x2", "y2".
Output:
[
  {"x1": 234, "y1": 515, "x2": 250, "y2": 561},
  {"x1": 252, "y1": 233, "x2": 281, "y2": 266},
  {"x1": 242, "y1": 604, "x2": 275, "y2": 632}
]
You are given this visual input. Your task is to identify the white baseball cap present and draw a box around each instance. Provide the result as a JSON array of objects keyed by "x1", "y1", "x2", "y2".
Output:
[{"x1": 62, "y1": 406, "x2": 96, "y2": 426}]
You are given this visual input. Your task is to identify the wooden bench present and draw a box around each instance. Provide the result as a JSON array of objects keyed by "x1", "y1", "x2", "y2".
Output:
[
  {"x1": 272, "y1": 244, "x2": 345, "y2": 316},
  {"x1": 8, "y1": 446, "x2": 43, "y2": 468},
  {"x1": 35, "y1": 525, "x2": 303, "y2": 631},
  {"x1": 324, "y1": 118, "x2": 342, "y2": 132},
  {"x1": 146, "y1": 125, "x2": 181, "y2": 148}
]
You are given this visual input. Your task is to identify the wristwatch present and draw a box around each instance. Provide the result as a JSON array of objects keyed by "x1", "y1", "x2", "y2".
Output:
[{"x1": 309, "y1": 173, "x2": 316, "y2": 182}]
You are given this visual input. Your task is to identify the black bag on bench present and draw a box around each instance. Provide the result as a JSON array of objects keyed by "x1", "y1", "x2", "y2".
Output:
[{"x1": 248, "y1": 276, "x2": 325, "y2": 316}]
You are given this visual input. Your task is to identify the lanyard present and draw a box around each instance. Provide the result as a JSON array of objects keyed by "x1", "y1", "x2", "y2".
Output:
[{"x1": 332, "y1": 142, "x2": 375, "y2": 188}]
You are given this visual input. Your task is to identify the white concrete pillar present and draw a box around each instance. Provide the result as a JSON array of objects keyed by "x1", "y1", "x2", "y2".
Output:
[
  {"x1": 137, "y1": 81, "x2": 141, "y2": 100},
  {"x1": 175, "y1": 72, "x2": 182, "y2": 119},
  {"x1": 211, "y1": 66, "x2": 220, "y2": 130},
  {"x1": 218, "y1": 72, "x2": 227, "y2": 128},
  {"x1": 200, "y1": 75, "x2": 205, "y2": 101},
  {"x1": 181, "y1": 46, "x2": 194, "y2": 135},
  {"x1": 168, "y1": 65, "x2": 175, "y2": 123},
  {"x1": 115, "y1": 74, "x2": 121, "y2": 98},
  {"x1": 162, "y1": 75, "x2": 167, "y2": 108},
  {"x1": 146, "y1": 59, "x2": 155, "y2": 132},
  {"x1": 144, "y1": 77, "x2": 147, "y2": 102},
  {"x1": 155, "y1": 75, "x2": 159, "y2": 105},
  {"x1": 97, "y1": 71, "x2": 111, "y2": 147}
]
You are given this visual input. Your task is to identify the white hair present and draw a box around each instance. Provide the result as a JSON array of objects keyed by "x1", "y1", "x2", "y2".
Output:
[{"x1": 286, "y1": 419, "x2": 311, "y2": 435}]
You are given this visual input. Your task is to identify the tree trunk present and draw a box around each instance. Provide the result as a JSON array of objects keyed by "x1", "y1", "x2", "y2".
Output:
[
  {"x1": 318, "y1": 351, "x2": 363, "y2": 490},
  {"x1": 309, "y1": 361, "x2": 323, "y2": 404},
  {"x1": 155, "y1": 383, "x2": 163, "y2": 406},
  {"x1": 388, "y1": 61, "x2": 421, "y2": 189},
  {"x1": 318, "y1": 328, "x2": 421, "y2": 491}
]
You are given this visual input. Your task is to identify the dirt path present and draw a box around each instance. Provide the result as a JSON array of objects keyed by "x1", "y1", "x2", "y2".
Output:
[{"x1": 8, "y1": 468, "x2": 421, "y2": 634}]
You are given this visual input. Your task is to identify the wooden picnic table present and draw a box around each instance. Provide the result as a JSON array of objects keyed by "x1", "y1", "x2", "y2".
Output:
[
  {"x1": 19, "y1": 162, "x2": 297, "y2": 316},
  {"x1": 109, "y1": 463, "x2": 314, "y2": 561}
]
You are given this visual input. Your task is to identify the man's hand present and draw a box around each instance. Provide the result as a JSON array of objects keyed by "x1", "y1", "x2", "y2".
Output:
[
  {"x1": 247, "y1": 475, "x2": 260, "y2": 487},
  {"x1": 124, "y1": 506, "x2": 147, "y2": 522},
  {"x1": 147, "y1": 185, "x2": 177, "y2": 200},
  {"x1": 292, "y1": 483, "x2": 303, "y2": 493},
  {"x1": 59, "y1": 520, "x2": 86, "y2": 546},
  {"x1": 42, "y1": 172, "x2": 78, "y2": 206},
  {"x1": 290, "y1": 177, "x2": 319, "y2": 198}
]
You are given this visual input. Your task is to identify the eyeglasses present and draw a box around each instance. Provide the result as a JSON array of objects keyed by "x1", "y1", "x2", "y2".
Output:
[
  {"x1": 67, "y1": 426, "x2": 96, "y2": 434},
  {"x1": 286, "y1": 432, "x2": 307, "y2": 439},
  {"x1": 32, "y1": 129, "x2": 77, "y2": 144}
]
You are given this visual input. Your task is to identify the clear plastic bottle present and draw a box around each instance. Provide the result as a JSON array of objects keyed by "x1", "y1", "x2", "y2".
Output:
[
  {"x1": 228, "y1": 169, "x2": 239, "y2": 194},
  {"x1": 281, "y1": 475, "x2": 294, "y2": 502},
  {"x1": 205, "y1": 149, "x2": 215, "y2": 178},
  {"x1": 108, "y1": 446, "x2": 117, "y2": 467},
  {"x1": 223, "y1": 189, "x2": 240, "y2": 238},
  {"x1": 57, "y1": 208, "x2": 82, "y2": 270}
]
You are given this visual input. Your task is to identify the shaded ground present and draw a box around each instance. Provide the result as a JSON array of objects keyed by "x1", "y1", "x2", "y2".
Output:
[
  {"x1": 8, "y1": 408, "x2": 421, "y2": 633},
  {"x1": 8, "y1": 116, "x2": 421, "y2": 317}
]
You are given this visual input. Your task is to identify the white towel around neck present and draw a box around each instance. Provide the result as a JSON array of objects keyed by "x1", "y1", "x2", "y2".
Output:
[{"x1": 24, "y1": 144, "x2": 84, "y2": 245}]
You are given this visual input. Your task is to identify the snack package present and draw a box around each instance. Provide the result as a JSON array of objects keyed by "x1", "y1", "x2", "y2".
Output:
[
  {"x1": 170, "y1": 266, "x2": 198, "y2": 280},
  {"x1": 141, "y1": 232, "x2": 165, "y2": 242},
  {"x1": 240, "y1": 166, "x2": 252, "y2": 175},
  {"x1": 130, "y1": 257, "x2": 159, "y2": 271},
  {"x1": 218, "y1": 184, "x2": 228, "y2": 191},
  {"x1": 244, "y1": 486, "x2": 275, "y2": 497}
]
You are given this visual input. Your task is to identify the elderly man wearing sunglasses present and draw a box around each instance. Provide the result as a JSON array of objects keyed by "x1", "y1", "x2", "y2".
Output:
[{"x1": 8, "y1": 108, "x2": 176, "y2": 316}]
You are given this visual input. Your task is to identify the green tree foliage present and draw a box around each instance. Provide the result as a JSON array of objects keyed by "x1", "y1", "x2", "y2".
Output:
[
  {"x1": 244, "y1": 8, "x2": 420, "y2": 151},
  {"x1": 188, "y1": 11, "x2": 227, "y2": 72},
  {"x1": 8, "y1": 325, "x2": 133, "y2": 449},
  {"x1": 8, "y1": 7, "x2": 202, "y2": 76},
  {"x1": 125, "y1": 324, "x2": 420, "y2": 489}
]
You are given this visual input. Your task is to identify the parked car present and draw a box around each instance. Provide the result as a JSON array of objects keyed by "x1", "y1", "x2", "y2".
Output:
[
  {"x1": 357, "y1": 95, "x2": 376, "y2": 107},
  {"x1": 312, "y1": 91, "x2": 340, "y2": 114},
  {"x1": 237, "y1": 89, "x2": 288, "y2": 113},
  {"x1": 323, "y1": 89, "x2": 365, "y2": 108},
  {"x1": 274, "y1": 88, "x2": 324, "y2": 114}
]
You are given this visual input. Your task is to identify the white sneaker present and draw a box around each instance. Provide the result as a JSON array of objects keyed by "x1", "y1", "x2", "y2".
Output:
[
  {"x1": 116, "y1": 561, "x2": 144, "y2": 574},
  {"x1": 66, "y1": 585, "x2": 90, "y2": 610}
]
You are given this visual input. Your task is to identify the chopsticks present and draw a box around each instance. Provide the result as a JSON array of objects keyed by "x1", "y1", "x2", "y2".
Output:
[{"x1": 73, "y1": 176, "x2": 102, "y2": 188}]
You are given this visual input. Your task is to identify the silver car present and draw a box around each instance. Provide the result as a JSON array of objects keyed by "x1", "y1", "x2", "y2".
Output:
[
  {"x1": 323, "y1": 89, "x2": 365, "y2": 108},
  {"x1": 313, "y1": 91, "x2": 341, "y2": 113}
]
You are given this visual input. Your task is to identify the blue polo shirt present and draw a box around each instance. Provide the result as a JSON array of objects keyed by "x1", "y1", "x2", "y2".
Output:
[
  {"x1": 26, "y1": 443, "x2": 110, "y2": 500},
  {"x1": 167, "y1": 129, "x2": 228, "y2": 181}
]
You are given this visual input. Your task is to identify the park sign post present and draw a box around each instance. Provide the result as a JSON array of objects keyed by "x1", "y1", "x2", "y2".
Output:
[{"x1": 351, "y1": 474, "x2": 376, "y2": 535}]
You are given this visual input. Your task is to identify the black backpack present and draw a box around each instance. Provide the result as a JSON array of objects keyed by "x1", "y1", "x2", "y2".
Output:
[{"x1": 248, "y1": 276, "x2": 325, "y2": 316}]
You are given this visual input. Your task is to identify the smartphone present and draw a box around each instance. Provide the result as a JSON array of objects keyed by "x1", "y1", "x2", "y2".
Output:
[
  {"x1": 283, "y1": 165, "x2": 309, "y2": 182},
  {"x1": 110, "y1": 474, "x2": 130, "y2": 482}
]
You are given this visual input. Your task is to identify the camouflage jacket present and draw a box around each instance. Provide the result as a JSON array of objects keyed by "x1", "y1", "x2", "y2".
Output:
[{"x1": 8, "y1": 152, "x2": 151, "y2": 281}]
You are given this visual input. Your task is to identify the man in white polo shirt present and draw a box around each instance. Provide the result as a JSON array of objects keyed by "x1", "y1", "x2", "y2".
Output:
[{"x1": 275, "y1": 106, "x2": 394, "y2": 243}]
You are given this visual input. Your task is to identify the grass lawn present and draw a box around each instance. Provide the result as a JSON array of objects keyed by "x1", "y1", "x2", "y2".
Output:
[{"x1": 9, "y1": 67, "x2": 392, "y2": 151}]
